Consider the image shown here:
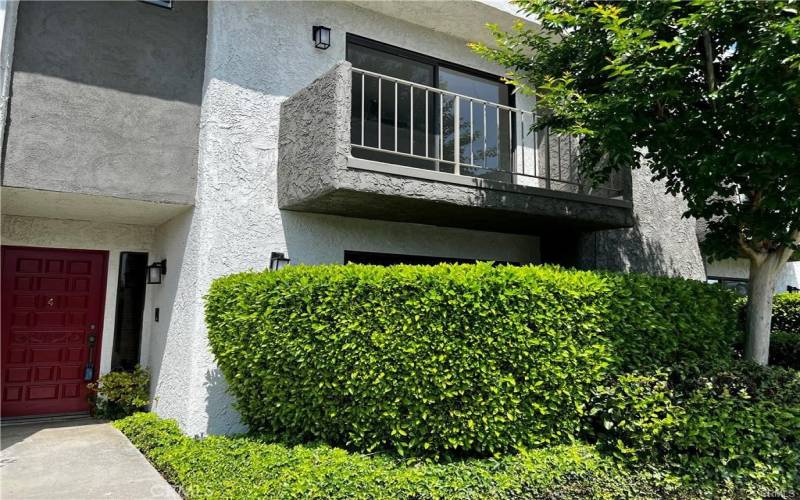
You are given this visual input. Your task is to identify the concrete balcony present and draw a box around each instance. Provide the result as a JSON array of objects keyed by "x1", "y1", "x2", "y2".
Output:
[{"x1": 277, "y1": 62, "x2": 633, "y2": 235}]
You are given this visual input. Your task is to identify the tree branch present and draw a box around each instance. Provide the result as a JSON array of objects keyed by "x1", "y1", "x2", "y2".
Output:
[
  {"x1": 777, "y1": 230, "x2": 800, "y2": 268},
  {"x1": 738, "y1": 232, "x2": 764, "y2": 265}
]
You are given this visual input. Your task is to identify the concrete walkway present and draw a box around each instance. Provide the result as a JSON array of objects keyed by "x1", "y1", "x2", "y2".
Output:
[{"x1": 1, "y1": 417, "x2": 179, "y2": 499}]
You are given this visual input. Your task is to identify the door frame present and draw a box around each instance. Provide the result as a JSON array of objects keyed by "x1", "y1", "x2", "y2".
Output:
[{"x1": 1, "y1": 245, "x2": 109, "y2": 416}]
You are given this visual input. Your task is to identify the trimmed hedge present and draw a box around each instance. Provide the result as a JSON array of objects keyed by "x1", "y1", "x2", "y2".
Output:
[
  {"x1": 771, "y1": 331, "x2": 800, "y2": 369},
  {"x1": 773, "y1": 292, "x2": 800, "y2": 333},
  {"x1": 206, "y1": 263, "x2": 736, "y2": 457}
]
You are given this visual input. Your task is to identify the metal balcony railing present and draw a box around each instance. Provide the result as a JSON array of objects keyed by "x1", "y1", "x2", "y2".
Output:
[{"x1": 350, "y1": 67, "x2": 623, "y2": 199}]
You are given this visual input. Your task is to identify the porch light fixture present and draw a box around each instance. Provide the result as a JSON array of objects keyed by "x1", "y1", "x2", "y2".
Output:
[
  {"x1": 147, "y1": 259, "x2": 167, "y2": 285},
  {"x1": 312, "y1": 25, "x2": 331, "y2": 49},
  {"x1": 269, "y1": 252, "x2": 290, "y2": 271}
]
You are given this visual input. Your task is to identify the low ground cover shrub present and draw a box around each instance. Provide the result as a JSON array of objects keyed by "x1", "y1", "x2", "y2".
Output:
[
  {"x1": 115, "y1": 413, "x2": 670, "y2": 499},
  {"x1": 206, "y1": 264, "x2": 736, "y2": 457},
  {"x1": 87, "y1": 365, "x2": 150, "y2": 419},
  {"x1": 118, "y1": 412, "x2": 796, "y2": 499}
]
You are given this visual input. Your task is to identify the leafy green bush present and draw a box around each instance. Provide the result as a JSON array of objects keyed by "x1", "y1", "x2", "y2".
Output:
[
  {"x1": 87, "y1": 365, "x2": 150, "y2": 419},
  {"x1": 115, "y1": 413, "x2": 667, "y2": 499},
  {"x1": 586, "y1": 363, "x2": 800, "y2": 492},
  {"x1": 585, "y1": 371, "x2": 685, "y2": 463},
  {"x1": 771, "y1": 331, "x2": 800, "y2": 369},
  {"x1": 206, "y1": 263, "x2": 736, "y2": 457},
  {"x1": 772, "y1": 292, "x2": 800, "y2": 333}
]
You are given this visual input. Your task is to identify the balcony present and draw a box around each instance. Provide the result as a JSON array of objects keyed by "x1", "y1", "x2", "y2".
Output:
[{"x1": 277, "y1": 62, "x2": 633, "y2": 234}]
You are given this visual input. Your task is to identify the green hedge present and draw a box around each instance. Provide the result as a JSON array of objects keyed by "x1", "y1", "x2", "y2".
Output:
[
  {"x1": 771, "y1": 331, "x2": 800, "y2": 369},
  {"x1": 773, "y1": 292, "x2": 800, "y2": 333},
  {"x1": 206, "y1": 264, "x2": 736, "y2": 457},
  {"x1": 585, "y1": 363, "x2": 800, "y2": 491}
]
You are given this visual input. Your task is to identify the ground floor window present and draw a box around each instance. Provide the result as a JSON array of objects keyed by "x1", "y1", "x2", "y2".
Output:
[
  {"x1": 706, "y1": 275, "x2": 748, "y2": 295},
  {"x1": 344, "y1": 250, "x2": 516, "y2": 266},
  {"x1": 111, "y1": 252, "x2": 148, "y2": 371}
]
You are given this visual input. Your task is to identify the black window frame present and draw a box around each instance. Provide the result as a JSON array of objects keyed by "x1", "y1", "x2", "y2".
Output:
[
  {"x1": 345, "y1": 33, "x2": 515, "y2": 108},
  {"x1": 344, "y1": 250, "x2": 518, "y2": 267}
]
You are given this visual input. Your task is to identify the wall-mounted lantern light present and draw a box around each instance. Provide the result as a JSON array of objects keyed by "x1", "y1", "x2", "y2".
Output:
[
  {"x1": 147, "y1": 259, "x2": 167, "y2": 285},
  {"x1": 312, "y1": 25, "x2": 331, "y2": 50},
  {"x1": 269, "y1": 252, "x2": 291, "y2": 271}
]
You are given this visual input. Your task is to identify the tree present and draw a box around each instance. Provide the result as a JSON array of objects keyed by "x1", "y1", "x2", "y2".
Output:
[{"x1": 472, "y1": 0, "x2": 800, "y2": 365}]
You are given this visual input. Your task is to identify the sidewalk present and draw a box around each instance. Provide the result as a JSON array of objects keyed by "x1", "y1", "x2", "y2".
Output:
[{"x1": 1, "y1": 417, "x2": 179, "y2": 499}]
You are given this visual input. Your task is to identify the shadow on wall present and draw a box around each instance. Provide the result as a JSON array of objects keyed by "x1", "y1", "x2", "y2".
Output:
[
  {"x1": 580, "y1": 214, "x2": 696, "y2": 278},
  {"x1": 13, "y1": 1, "x2": 207, "y2": 103},
  {"x1": 203, "y1": 368, "x2": 246, "y2": 436}
]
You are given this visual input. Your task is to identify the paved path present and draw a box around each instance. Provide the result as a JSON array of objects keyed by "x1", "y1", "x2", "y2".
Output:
[{"x1": 1, "y1": 417, "x2": 179, "y2": 499}]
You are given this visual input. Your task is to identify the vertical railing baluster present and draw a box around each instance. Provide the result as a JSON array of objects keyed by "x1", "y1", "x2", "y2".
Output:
[
  {"x1": 361, "y1": 72, "x2": 365, "y2": 146},
  {"x1": 378, "y1": 77, "x2": 382, "y2": 150},
  {"x1": 544, "y1": 127, "x2": 551, "y2": 190},
  {"x1": 520, "y1": 113, "x2": 525, "y2": 176},
  {"x1": 508, "y1": 109, "x2": 513, "y2": 178},
  {"x1": 439, "y1": 93, "x2": 443, "y2": 171},
  {"x1": 557, "y1": 133, "x2": 562, "y2": 182},
  {"x1": 425, "y1": 90, "x2": 429, "y2": 158},
  {"x1": 410, "y1": 86, "x2": 414, "y2": 155},
  {"x1": 394, "y1": 81, "x2": 398, "y2": 152},
  {"x1": 533, "y1": 112, "x2": 539, "y2": 179},
  {"x1": 483, "y1": 103, "x2": 487, "y2": 170},
  {"x1": 454, "y1": 95, "x2": 460, "y2": 175},
  {"x1": 496, "y1": 106, "x2": 500, "y2": 171},
  {"x1": 470, "y1": 100, "x2": 474, "y2": 167}
]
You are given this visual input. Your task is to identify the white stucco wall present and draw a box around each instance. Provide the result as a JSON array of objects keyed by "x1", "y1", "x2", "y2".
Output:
[
  {"x1": 706, "y1": 258, "x2": 800, "y2": 294},
  {"x1": 1, "y1": 214, "x2": 155, "y2": 376},
  {"x1": 144, "y1": 1, "x2": 543, "y2": 436}
]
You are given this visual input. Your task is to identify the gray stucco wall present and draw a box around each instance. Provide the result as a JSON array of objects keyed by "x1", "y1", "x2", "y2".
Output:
[
  {"x1": 2, "y1": 1, "x2": 206, "y2": 204},
  {"x1": 579, "y1": 168, "x2": 705, "y2": 279}
]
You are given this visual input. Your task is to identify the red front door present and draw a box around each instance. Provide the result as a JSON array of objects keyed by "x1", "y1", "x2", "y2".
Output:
[{"x1": 1, "y1": 246, "x2": 107, "y2": 417}]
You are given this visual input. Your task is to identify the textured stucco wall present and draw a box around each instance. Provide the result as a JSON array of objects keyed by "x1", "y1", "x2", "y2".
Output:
[
  {"x1": 147, "y1": 209, "x2": 199, "y2": 428},
  {"x1": 1, "y1": 214, "x2": 155, "y2": 377},
  {"x1": 0, "y1": 0, "x2": 18, "y2": 154},
  {"x1": 2, "y1": 1, "x2": 206, "y2": 204},
  {"x1": 706, "y1": 258, "x2": 800, "y2": 294},
  {"x1": 579, "y1": 168, "x2": 706, "y2": 279},
  {"x1": 147, "y1": 0, "x2": 547, "y2": 436}
]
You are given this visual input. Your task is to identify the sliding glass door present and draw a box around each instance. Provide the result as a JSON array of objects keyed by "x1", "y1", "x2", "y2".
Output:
[{"x1": 347, "y1": 35, "x2": 512, "y2": 177}]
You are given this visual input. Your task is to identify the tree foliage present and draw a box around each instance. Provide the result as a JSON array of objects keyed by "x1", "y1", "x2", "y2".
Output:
[{"x1": 472, "y1": 0, "x2": 800, "y2": 261}]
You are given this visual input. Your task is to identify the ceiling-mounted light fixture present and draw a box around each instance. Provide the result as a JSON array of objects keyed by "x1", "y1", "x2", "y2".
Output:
[
  {"x1": 312, "y1": 25, "x2": 331, "y2": 50},
  {"x1": 147, "y1": 259, "x2": 167, "y2": 284},
  {"x1": 269, "y1": 252, "x2": 291, "y2": 272}
]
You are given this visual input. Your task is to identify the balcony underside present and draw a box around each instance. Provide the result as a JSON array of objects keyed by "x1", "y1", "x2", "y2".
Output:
[{"x1": 281, "y1": 158, "x2": 633, "y2": 235}]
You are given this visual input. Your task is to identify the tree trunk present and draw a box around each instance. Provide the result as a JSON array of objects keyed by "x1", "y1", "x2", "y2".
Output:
[{"x1": 744, "y1": 253, "x2": 782, "y2": 365}]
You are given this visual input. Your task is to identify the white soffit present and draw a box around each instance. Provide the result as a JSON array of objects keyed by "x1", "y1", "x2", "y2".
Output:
[
  {"x1": 347, "y1": 0, "x2": 540, "y2": 46},
  {"x1": 1, "y1": 187, "x2": 191, "y2": 226}
]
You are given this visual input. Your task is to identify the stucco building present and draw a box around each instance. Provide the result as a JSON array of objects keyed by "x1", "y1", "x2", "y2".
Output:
[{"x1": 1, "y1": 1, "x2": 796, "y2": 433}]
